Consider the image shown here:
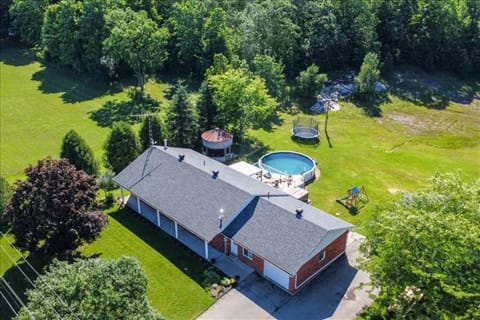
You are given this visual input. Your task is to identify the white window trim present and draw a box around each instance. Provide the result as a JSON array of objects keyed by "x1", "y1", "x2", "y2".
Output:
[
  {"x1": 319, "y1": 250, "x2": 326, "y2": 262},
  {"x1": 243, "y1": 248, "x2": 253, "y2": 260}
]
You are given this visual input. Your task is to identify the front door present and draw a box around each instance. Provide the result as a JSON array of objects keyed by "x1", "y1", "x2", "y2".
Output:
[{"x1": 231, "y1": 241, "x2": 238, "y2": 256}]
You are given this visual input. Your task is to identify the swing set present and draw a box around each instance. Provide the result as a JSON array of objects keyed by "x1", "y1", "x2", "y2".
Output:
[{"x1": 336, "y1": 186, "x2": 369, "y2": 212}]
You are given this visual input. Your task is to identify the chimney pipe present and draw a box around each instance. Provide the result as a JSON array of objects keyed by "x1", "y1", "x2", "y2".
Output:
[{"x1": 164, "y1": 139, "x2": 168, "y2": 149}]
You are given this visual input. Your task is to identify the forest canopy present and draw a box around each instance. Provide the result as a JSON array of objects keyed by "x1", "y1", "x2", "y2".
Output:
[{"x1": 5, "y1": 0, "x2": 479, "y2": 82}]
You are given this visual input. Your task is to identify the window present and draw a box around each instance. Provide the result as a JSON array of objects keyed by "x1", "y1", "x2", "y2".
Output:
[
  {"x1": 243, "y1": 248, "x2": 254, "y2": 260},
  {"x1": 319, "y1": 250, "x2": 326, "y2": 262}
]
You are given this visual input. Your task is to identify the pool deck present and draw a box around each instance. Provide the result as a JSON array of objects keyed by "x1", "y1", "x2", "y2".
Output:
[{"x1": 254, "y1": 172, "x2": 310, "y2": 202}]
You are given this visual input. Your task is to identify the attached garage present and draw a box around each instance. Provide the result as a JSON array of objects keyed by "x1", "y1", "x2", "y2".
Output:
[
  {"x1": 231, "y1": 242, "x2": 238, "y2": 256},
  {"x1": 264, "y1": 260, "x2": 290, "y2": 290}
]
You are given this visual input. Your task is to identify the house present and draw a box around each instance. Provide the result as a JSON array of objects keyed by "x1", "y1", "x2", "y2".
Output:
[{"x1": 114, "y1": 146, "x2": 353, "y2": 294}]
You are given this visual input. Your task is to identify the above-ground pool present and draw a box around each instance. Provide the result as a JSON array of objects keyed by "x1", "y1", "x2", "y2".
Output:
[{"x1": 259, "y1": 151, "x2": 316, "y2": 183}]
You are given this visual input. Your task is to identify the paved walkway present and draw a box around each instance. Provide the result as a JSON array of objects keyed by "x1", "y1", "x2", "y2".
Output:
[{"x1": 198, "y1": 232, "x2": 372, "y2": 320}]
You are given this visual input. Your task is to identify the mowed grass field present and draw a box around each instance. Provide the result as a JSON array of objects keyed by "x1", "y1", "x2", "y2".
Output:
[
  {"x1": 0, "y1": 208, "x2": 215, "y2": 320},
  {"x1": 1, "y1": 42, "x2": 479, "y2": 318},
  {"x1": 1, "y1": 44, "x2": 211, "y2": 319},
  {"x1": 0, "y1": 43, "x2": 167, "y2": 181},
  {"x1": 248, "y1": 96, "x2": 480, "y2": 228}
]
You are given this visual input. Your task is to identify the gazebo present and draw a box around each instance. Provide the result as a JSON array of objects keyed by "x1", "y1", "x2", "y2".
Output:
[{"x1": 201, "y1": 128, "x2": 233, "y2": 162}]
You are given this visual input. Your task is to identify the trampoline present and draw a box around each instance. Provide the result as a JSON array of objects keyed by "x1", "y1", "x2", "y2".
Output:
[{"x1": 291, "y1": 117, "x2": 319, "y2": 139}]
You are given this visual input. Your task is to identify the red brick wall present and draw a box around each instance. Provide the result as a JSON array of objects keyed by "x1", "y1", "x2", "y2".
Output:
[
  {"x1": 292, "y1": 231, "x2": 348, "y2": 292},
  {"x1": 288, "y1": 277, "x2": 296, "y2": 293},
  {"x1": 237, "y1": 244, "x2": 264, "y2": 275},
  {"x1": 209, "y1": 234, "x2": 225, "y2": 252}
]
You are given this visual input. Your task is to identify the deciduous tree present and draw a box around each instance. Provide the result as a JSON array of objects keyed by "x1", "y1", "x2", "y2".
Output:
[
  {"x1": 104, "y1": 122, "x2": 140, "y2": 173},
  {"x1": 168, "y1": 0, "x2": 206, "y2": 75},
  {"x1": 60, "y1": 129, "x2": 98, "y2": 175},
  {"x1": 332, "y1": 0, "x2": 379, "y2": 66},
  {"x1": 77, "y1": 0, "x2": 114, "y2": 76},
  {"x1": 202, "y1": 7, "x2": 232, "y2": 70},
  {"x1": 208, "y1": 68, "x2": 277, "y2": 139},
  {"x1": 300, "y1": 0, "x2": 347, "y2": 71},
  {"x1": 239, "y1": 0, "x2": 300, "y2": 73},
  {"x1": 103, "y1": 8, "x2": 169, "y2": 91},
  {"x1": 361, "y1": 173, "x2": 480, "y2": 319},
  {"x1": 16, "y1": 256, "x2": 163, "y2": 319},
  {"x1": 9, "y1": 0, "x2": 48, "y2": 46},
  {"x1": 5, "y1": 158, "x2": 107, "y2": 255},
  {"x1": 253, "y1": 54, "x2": 286, "y2": 101}
]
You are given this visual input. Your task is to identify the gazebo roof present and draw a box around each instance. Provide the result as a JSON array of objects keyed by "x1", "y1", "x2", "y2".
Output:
[{"x1": 201, "y1": 128, "x2": 233, "y2": 143}]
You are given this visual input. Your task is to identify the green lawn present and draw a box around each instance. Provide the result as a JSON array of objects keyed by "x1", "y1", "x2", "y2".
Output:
[
  {"x1": 0, "y1": 43, "x2": 212, "y2": 319},
  {"x1": 79, "y1": 208, "x2": 215, "y2": 319},
  {"x1": 248, "y1": 96, "x2": 480, "y2": 229},
  {"x1": 0, "y1": 43, "x2": 167, "y2": 181},
  {"x1": 1, "y1": 42, "x2": 479, "y2": 318},
  {"x1": 0, "y1": 208, "x2": 215, "y2": 320}
]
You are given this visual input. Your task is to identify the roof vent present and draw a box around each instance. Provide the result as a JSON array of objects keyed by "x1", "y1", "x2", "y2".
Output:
[
  {"x1": 296, "y1": 208, "x2": 303, "y2": 219},
  {"x1": 178, "y1": 154, "x2": 185, "y2": 162},
  {"x1": 212, "y1": 170, "x2": 219, "y2": 179}
]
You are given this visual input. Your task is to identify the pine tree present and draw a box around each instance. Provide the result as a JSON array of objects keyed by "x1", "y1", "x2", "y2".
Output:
[
  {"x1": 104, "y1": 122, "x2": 140, "y2": 173},
  {"x1": 60, "y1": 129, "x2": 98, "y2": 175},
  {"x1": 166, "y1": 81, "x2": 200, "y2": 148}
]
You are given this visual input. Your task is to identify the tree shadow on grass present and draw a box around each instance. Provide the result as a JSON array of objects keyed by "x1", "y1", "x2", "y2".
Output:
[
  {"x1": 31, "y1": 67, "x2": 123, "y2": 104},
  {"x1": 0, "y1": 253, "x2": 50, "y2": 319},
  {"x1": 251, "y1": 112, "x2": 284, "y2": 133},
  {"x1": 232, "y1": 136, "x2": 268, "y2": 164},
  {"x1": 109, "y1": 208, "x2": 211, "y2": 286},
  {"x1": 89, "y1": 91, "x2": 160, "y2": 127},
  {"x1": 352, "y1": 93, "x2": 390, "y2": 118},
  {"x1": 387, "y1": 68, "x2": 479, "y2": 108},
  {"x1": 0, "y1": 41, "x2": 36, "y2": 66},
  {"x1": 291, "y1": 136, "x2": 320, "y2": 149}
]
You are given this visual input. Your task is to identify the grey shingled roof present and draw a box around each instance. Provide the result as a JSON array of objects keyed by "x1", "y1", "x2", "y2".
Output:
[
  {"x1": 223, "y1": 197, "x2": 333, "y2": 274},
  {"x1": 114, "y1": 146, "x2": 352, "y2": 274},
  {"x1": 114, "y1": 147, "x2": 252, "y2": 240}
]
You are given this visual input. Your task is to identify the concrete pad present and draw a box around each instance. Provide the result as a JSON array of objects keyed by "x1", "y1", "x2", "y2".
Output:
[
  {"x1": 198, "y1": 232, "x2": 373, "y2": 320},
  {"x1": 214, "y1": 255, "x2": 254, "y2": 279}
]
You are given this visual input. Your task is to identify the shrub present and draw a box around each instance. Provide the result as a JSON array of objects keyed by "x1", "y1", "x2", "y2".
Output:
[{"x1": 296, "y1": 64, "x2": 327, "y2": 99}]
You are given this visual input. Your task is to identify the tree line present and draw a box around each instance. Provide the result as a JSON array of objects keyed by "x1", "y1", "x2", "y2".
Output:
[{"x1": 5, "y1": 0, "x2": 479, "y2": 82}]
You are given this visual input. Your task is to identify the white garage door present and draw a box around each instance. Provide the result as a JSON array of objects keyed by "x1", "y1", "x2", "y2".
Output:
[{"x1": 264, "y1": 260, "x2": 290, "y2": 290}]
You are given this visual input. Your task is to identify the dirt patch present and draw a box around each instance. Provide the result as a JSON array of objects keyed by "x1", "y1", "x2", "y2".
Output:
[
  {"x1": 388, "y1": 187, "x2": 405, "y2": 194},
  {"x1": 380, "y1": 111, "x2": 462, "y2": 136}
]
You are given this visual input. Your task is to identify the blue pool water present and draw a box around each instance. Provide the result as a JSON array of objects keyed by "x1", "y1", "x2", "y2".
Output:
[{"x1": 259, "y1": 152, "x2": 315, "y2": 176}]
